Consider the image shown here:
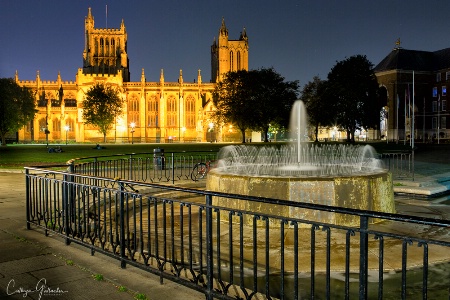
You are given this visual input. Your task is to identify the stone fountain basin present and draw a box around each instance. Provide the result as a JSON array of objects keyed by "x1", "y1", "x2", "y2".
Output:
[{"x1": 206, "y1": 168, "x2": 395, "y2": 227}]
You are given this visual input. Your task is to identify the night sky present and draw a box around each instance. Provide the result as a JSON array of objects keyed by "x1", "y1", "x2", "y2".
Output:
[{"x1": 1, "y1": 0, "x2": 450, "y2": 87}]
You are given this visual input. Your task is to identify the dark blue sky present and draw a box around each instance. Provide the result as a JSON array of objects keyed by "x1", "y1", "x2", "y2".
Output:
[{"x1": 1, "y1": 1, "x2": 449, "y2": 86}]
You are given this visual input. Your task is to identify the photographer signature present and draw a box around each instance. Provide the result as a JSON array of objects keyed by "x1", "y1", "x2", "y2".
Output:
[{"x1": 7, "y1": 278, "x2": 68, "y2": 299}]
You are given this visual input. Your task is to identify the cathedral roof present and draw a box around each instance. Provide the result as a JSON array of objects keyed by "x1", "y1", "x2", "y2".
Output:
[{"x1": 374, "y1": 47, "x2": 450, "y2": 73}]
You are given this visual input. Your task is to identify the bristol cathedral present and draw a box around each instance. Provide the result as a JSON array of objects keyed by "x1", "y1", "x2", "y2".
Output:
[{"x1": 15, "y1": 8, "x2": 249, "y2": 143}]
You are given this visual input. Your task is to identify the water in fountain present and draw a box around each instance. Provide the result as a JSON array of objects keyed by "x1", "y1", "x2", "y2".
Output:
[{"x1": 216, "y1": 100, "x2": 384, "y2": 177}]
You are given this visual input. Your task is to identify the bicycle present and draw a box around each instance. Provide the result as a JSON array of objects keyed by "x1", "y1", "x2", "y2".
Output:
[{"x1": 190, "y1": 160, "x2": 215, "y2": 181}]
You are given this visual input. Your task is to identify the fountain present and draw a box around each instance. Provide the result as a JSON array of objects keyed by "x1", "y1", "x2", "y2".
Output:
[{"x1": 206, "y1": 100, "x2": 395, "y2": 227}]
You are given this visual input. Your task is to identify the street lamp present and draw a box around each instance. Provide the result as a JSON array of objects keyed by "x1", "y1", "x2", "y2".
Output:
[
  {"x1": 208, "y1": 122, "x2": 214, "y2": 142},
  {"x1": 181, "y1": 127, "x2": 186, "y2": 142},
  {"x1": 64, "y1": 125, "x2": 70, "y2": 145},
  {"x1": 44, "y1": 97, "x2": 49, "y2": 147},
  {"x1": 130, "y1": 122, "x2": 135, "y2": 144}
]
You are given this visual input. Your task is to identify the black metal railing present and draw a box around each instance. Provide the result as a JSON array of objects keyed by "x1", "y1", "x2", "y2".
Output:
[
  {"x1": 380, "y1": 150, "x2": 415, "y2": 180},
  {"x1": 25, "y1": 166, "x2": 450, "y2": 300},
  {"x1": 67, "y1": 151, "x2": 217, "y2": 184}
]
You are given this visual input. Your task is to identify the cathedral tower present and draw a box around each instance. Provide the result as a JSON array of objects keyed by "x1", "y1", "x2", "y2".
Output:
[
  {"x1": 211, "y1": 18, "x2": 249, "y2": 83},
  {"x1": 82, "y1": 7, "x2": 130, "y2": 81}
]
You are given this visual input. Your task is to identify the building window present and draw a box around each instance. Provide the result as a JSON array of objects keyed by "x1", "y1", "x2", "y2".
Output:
[
  {"x1": 66, "y1": 118, "x2": 75, "y2": 131},
  {"x1": 64, "y1": 99, "x2": 77, "y2": 107},
  {"x1": 237, "y1": 51, "x2": 241, "y2": 70},
  {"x1": 128, "y1": 94, "x2": 139, "y2": 124},
  {"x1": 432, "y1": 117, "x2": 437, "y2": 129},
  {"x1": 443, "y1": 86, "x2": 447, "y2": 96},
  {"x1": 433, "y1": 87, "x2": 438, "y2": 97},
  {"x1": 147, "y1": 95, "x2": 158, "y2": 127},
  {"x1": 437, "y1": 73, "x2": 441, "y2": 82},
  {"x1": 52, "y1": 118, "x2": 61, "y2": 132},
  {"x1": 51, "y1": 99, "x2": 61, "y2": 107},
  {"x1": 441, "y1": 116, "x2": 447, "y2": 129},
  {"x1": 100, "y1": 38, "x2": 104, "y2": 55},
  {"x1": 185, "y1": 95, "x2": 195, "y2": 128},
  {"x1": 432, "y1": 101, "x2": 437, "y2": 112},
  {"x1": 167, "y1": 95, "x2": 177, "y2": 127},
  {"x1": 442, "y1": 100, "x2": 447, "y2": 111},
  {"x1": 447, "y1": 72, "x2": 450, "y2": 81},
  {"x1": 39, "y1": 118, "x2": 47, "y2": 134},
  {"x1": 230, "y1": 51, "x2": 234, "y2": 71}
]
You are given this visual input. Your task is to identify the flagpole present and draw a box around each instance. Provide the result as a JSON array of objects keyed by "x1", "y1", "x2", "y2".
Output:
[
  {"x1": 423, "y1": 97, "x2": 425, "y2": 143},
  {"x1": 396, "y1": 94, "x2": 399, "y2": 143},
  {"x1": 438, "y1": 95, "x2": 440, "y2": 144},
  {"x1": 404, "y1": 90, "x2": 406, "y2": 145},
  {"x1": 412, "y1": 71, "x2": 415, "y2": 149}
]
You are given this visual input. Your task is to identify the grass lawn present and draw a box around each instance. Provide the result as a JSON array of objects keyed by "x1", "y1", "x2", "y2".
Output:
[
  {"x1": 0, "y1": 141, "x2": 413, "y2": 169},
  {"x1": 0, "y1": 142, "x2": 229, "y2": 169}
]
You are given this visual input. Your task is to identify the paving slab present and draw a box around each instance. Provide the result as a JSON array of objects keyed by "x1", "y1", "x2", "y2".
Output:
[{"x1": 1, "y1": 144, "x2": 450, "y2": 299}]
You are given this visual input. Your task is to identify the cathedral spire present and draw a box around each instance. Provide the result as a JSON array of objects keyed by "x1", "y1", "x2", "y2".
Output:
[
  {"x1": 240, "y1": 27, "x2": 248, "y2": 41},
  {"x1": 160, "y1": 69, "x2": 165, "y2": 83},
  {"x1": 85, "y1": 7, "x2": 94, "y2": 28},
  {"x1": 220, "y1": 17, "x2": 228, "y2": 36},
  {"x1": 141, "y1": 68, "x2": 146, "y2": 83}
]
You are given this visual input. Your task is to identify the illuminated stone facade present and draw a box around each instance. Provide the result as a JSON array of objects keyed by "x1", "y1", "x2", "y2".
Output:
[{"x1": 15, "y1": 8, "x2": 248, "y2": 143}]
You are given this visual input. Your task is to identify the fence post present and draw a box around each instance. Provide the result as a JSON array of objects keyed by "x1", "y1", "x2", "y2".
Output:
[
  {"x1": 119, "y1": 180, "x2": 127, "y2": 269},
  {"x1": 68, "y1": 163, "x2": 76, "y2": 228},
  {"x1": 205, "y1": 194, "x2": 213, "y2": 300},
  {"x1": 25, "y1": 169, "x2": 31, "y2": 230},
  {"x1": 359, "y1": 216, "x2": 369, "y2": 299},
  {"x1": 63, "y1": 171, "x2": 71, "y2": 245},
  {"x1": 129, "y1": 154, "x2": 133, "y2": 181},
  {"x1": 94, "y1": 157, "x2": 98, "y2": 177},
  {"x1": 172, "y1": 152, "x2": 175, "y2": 184}
]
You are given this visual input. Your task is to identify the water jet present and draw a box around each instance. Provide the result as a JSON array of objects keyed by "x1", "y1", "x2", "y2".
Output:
[{"x1": 207, "y1": 100, "x2": 395, "y2": 226}]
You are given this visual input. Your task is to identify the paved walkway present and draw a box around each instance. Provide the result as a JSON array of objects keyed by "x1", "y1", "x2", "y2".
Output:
[
  {"x1": 0, "y1": 172, "x2": 204, "y2": 299},
  {"x1": 1, "y1": 144, "x2": 450, "y2": 299}
]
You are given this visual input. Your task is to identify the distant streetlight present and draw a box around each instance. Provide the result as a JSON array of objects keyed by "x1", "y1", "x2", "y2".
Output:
[
  {"x1": 130, "y1": 122, "x2": 135, "y2": 144},
  {"x1": 64, "y1": 125, "x2": 70, "y2": 145},
  {"x1": 44, "y1": 97, "x2": 49, "y2": 147},
  {"x1": 208, "y1": 122, "x2": 214, "y2": 142},
  {"x1": 181, "y1": 127, "x2": 186, "y2": 142}
]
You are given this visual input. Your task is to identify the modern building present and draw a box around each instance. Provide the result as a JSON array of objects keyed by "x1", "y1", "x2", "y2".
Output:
[
  {"x1": 374, "y1": 42, "x2": 449, "y2": 142},
  {"x1": 15, "y1": 8, "x2": 248, "y2": 144}
]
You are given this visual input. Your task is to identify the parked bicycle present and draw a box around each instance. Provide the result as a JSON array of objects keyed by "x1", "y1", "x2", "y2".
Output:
[{"x1": 190, "y1": 160, "x2": 215, "y2": 181}]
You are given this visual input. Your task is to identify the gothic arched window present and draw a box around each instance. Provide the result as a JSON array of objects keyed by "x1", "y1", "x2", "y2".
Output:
[
  {"x1": 128, "y1": 94, "x2": 139, "y2": 124},
  {"x1": 237, "y1": 51, "x2": 241, "y2": 70},
  {"x1": 147, "y1": 95, "x2": 158, "y2": 127},
  {"x1": 186, "y1": 95, "x2": 195, "y2": 128},
  {"x1": 230, "y1": 51, "x2": 234, "y2": 71},
  {"x1": 167, "y1": 96, "x2": 177, "y2": 127}
]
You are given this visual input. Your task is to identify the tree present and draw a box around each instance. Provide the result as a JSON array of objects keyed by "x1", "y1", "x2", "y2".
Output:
[
  {"x1": 0, "y1": 78, "x2": 36, "y2": 146},
  {"x1": 300, "y1": 76, "x2": 331, "y2": 142},
  {"x1": 249, "y1": 68, "x2": 299, "y2": 142},
  {"x1": 82, "y1": 83, "x2": 124, "y2": 142},
  {"x1": 212, "y1": 70, "x2": 255, "y2": 143},
  {"x1": 326, "y1": 55, "x2": 381, "y2": 142},
  {"x1": 213, "y1": 68, "x2": 299, "y2": 143}
]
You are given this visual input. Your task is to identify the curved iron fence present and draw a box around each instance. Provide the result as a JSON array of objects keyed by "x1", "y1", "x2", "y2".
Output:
[
  {"x1": 25, "y1": 154, "x2": 450, "y2": 300},
  {"x1": 67, "y1": 150, "x2": 218, "y2": 184}
]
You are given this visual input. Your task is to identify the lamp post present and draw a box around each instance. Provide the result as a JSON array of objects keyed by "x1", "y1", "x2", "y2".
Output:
[
  {"x1": 130, "y1": 122, "x2": 135, "y2": 144},
  {"x1": 45, "y1": 97, "x2": 49, "y2": 147},
  {"x1": 208, "y1": 122, "x2": 214, "y2": 142},
  {"x1": 181, "y1": 127, "x2": 186, "y2": 142},
  {"x1": 64, "y1": 125, "x2": 69, "y2": 145}
]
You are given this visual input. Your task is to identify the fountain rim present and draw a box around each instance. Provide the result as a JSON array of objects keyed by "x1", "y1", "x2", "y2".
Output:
[{"x1": 209, "y1": 166, "x2": 389, "y2": 179}]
